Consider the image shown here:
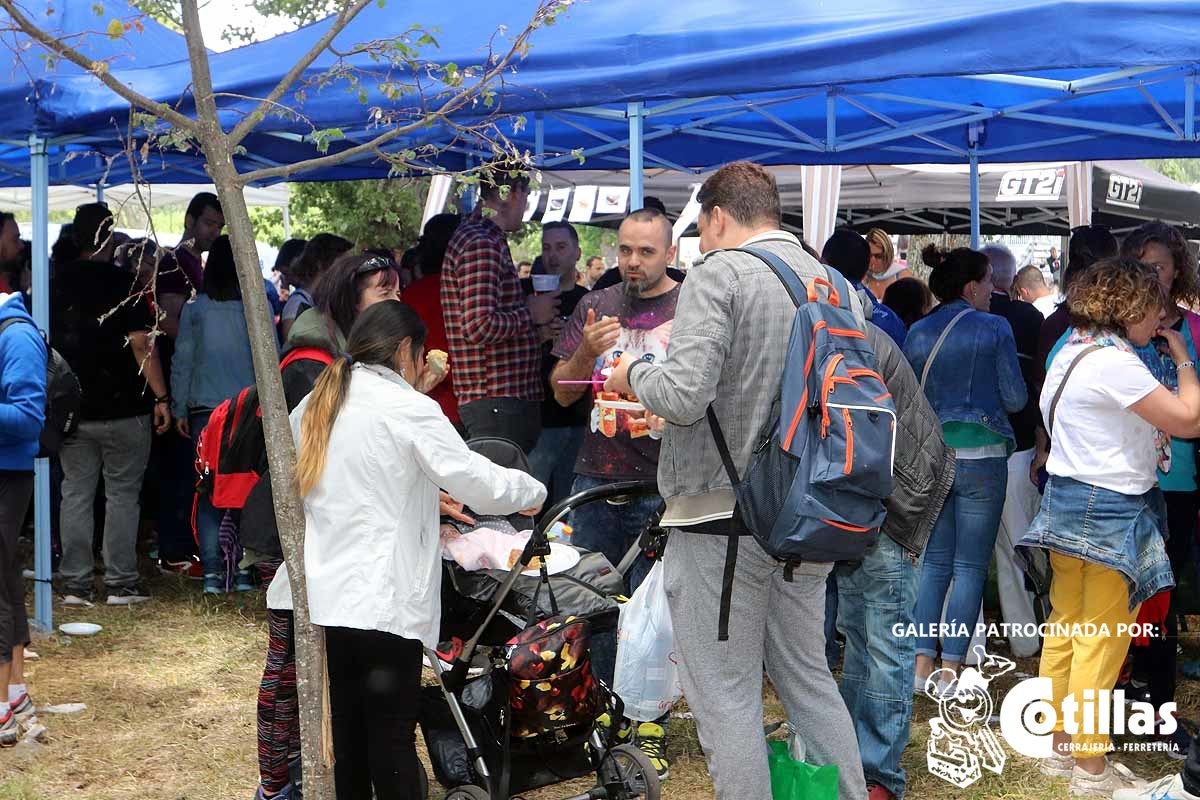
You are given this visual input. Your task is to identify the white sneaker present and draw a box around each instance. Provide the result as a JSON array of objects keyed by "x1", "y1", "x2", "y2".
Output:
[
  {"x1": 1039, "y1": 752, "x2": 1074, "y2": 779},
  {"x1": 913, "y1": 674, "x2": 955, "y2": 699},
  {"x1": 1070, "y1": 761, "x2": 1146, "y2": 797},
  {"x1": 1113, "y1": 774, "x2": 1200, "y2": 800}
]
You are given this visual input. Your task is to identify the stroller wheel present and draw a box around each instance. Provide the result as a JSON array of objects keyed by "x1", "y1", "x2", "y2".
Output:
[
  {"x1": 443, "y1": 785, "x2": 489, "y2": 800},
  {"x1": 598, "y1": 744, "x2": 662, "y2": 800}
]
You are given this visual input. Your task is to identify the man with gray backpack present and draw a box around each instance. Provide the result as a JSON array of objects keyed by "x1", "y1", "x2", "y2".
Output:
[{"x1": 605, "y1": 161, "x2": 870, "y2": 800}]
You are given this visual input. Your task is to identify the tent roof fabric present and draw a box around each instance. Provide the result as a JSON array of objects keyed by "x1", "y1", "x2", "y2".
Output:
[
  {"x1": 7, "y1": 1, "x2": 1200, "y2": 183},
  {"x1": 533, "y1": 161, "x2": 1200, "y2": 236}
]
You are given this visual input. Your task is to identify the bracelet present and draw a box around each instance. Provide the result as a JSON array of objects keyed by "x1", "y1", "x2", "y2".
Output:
[
  {"x1": 1179, "y1": 360, "x2": 1196, "y2": 371},
  {"x1": 154, "y1": 396, "x2": 171, "y2": 405}
]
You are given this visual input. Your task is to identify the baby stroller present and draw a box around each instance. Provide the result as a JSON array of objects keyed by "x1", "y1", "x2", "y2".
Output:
[{"x1": 422, "y1": 437, "x2": 664, "y2": 800}]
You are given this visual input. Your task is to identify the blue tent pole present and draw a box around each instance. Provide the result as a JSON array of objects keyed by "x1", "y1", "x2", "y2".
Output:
[
  {"x1": 29, "y1": 134, "x2": 51, "y2": 632},
  {"x1": 969, "y1": 152, "x2": 981, "y2": 249},
  {"x1": 628, "y1": 101, "x2": 644, "y2": 210}
]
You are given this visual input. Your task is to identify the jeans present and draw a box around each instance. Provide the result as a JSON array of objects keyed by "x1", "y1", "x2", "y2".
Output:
[
  {"x1": 59, "y1": 415, "x2": 152, "y2": 593},
  {"x1": 458, "y1": 398, "x2": 542, "y2": 454},
  {"x1": 527, "y1": 425, "x2": 585, "y2": 513},
  {"x1": 914, "y1": 457, "x2": 1007, "y2": 662},
  {"x1": 325, "y1": 626, "x2": 424, "y2": 800},
  {"x1": 569, "y1": 474, "x2": 657, "y2": 593},
  {"x1": 0, "y1": 471, "x2": 33, "y2": 662},
  {"x1": 824, "y1": 574, "x2": 842, "y2": 670},
  {"x1": 156, "y1": 424, "x2": 199, "y2": 562},
  {"x1": 664, "y1": 531, "x2": 866, "y2": 800},
  {"x1": 836, "y1": 535, "x2": 921, "y2": 798},
  {"x1": 190, "y1": 410, "x2": 225, "y2": 577}
]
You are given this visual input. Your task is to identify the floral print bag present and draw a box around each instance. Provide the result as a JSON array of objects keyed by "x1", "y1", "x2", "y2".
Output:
[{"x1": 504, "y1": 615, "x2": 599, "y2": 739}]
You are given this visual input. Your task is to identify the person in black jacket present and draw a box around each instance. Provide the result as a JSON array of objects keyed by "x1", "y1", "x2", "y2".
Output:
[
  {"x1": 981, "y1": 244, "x2": 1045, "y2": 660},
  {"x1": 835, "y1": 320, "x2": 955, "y2": 800}
]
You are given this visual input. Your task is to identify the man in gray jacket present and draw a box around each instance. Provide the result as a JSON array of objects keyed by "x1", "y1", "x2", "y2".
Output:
[
  {"x1": 837, "y1": 321, "x2": 956, "y2": 800},
  {"x1": 606, "y1": 162, "x2": 867, "y2": 800}
]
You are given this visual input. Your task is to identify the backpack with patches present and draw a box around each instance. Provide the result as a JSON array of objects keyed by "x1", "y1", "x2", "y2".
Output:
[
  {"x1": 707, "y1": 247, "x2": 897, "y2": 640},
  {"x1": 0, "y1": 317, "x2": 81, "y2": 457}
]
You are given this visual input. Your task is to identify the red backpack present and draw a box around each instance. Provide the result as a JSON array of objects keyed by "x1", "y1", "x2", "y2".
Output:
[{"x1": 194, "y1": 347, "x2": 333, "y2": 513}]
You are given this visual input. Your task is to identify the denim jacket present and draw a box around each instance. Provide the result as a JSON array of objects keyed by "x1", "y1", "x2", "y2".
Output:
[
  {"x1": 170, "y1": 295, "x2": 264, "y2": 419},
  {"x1": 902, "y1": 299, "x2": 1027, "y2": 449},
  {"x1": 1020, "y1": 475, "x2": 1173, "y2": 609}
]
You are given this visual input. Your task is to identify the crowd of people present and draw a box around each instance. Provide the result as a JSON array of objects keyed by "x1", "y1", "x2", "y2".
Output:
[{"x1": 0, "y1": 161, "x2": 1199, "y2": 800}]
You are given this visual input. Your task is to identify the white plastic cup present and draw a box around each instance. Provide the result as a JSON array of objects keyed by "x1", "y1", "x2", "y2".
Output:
[{"x1": 531, "y1": 274, "x2": 558, "y2": 293}]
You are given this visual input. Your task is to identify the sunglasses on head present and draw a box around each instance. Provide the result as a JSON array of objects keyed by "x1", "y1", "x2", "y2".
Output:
[{"x1": 355, "y1": 254, "x2": 394, "y2": 275}]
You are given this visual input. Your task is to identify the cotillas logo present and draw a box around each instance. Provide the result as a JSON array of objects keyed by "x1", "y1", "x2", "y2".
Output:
[
  {"x1": 924, "y1": 645, "x2": 1178, "y2": 789},
  {"x1": 996, "y1": 168, "x2": 1066, "y2": 202},
  {"x1": 924, "y1": 646, "x2": 1013, "y2": 788},
  {"x1": 1107, "y1": 174, "x2": 1144, "y2": 209}
]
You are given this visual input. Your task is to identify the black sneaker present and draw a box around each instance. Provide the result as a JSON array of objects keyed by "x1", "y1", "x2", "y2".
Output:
[{"x1": 106, "y1": 585, "x2": 151, "y2": 606}]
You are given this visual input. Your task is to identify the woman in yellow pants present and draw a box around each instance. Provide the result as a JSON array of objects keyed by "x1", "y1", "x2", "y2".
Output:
[{"x1": 1021, "y1": 258, "x2": 1200, "y2": 796}]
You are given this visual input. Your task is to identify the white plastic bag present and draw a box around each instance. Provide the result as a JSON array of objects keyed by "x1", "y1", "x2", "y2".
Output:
[{"x1": 612, "y1": 560, "x2": 683, "y2": 721}]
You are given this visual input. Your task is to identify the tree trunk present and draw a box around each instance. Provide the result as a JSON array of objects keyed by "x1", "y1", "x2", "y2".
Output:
[{"x1": 206, "y1": 151, "x2": 335, "y2": 800}]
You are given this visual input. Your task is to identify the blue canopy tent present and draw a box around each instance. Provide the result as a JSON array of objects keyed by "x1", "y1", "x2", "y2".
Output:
[
  {"x1": 11, "y1": 0, "x2": 1200, "y2": 627},
  {"x1": 0, "y1": 0, "x2": 195, "y2": 631}
]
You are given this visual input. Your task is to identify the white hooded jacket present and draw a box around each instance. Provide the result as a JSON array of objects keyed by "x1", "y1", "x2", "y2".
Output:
[{"x1": 267, "y1": 362, "x2": 546, "y2": 647}]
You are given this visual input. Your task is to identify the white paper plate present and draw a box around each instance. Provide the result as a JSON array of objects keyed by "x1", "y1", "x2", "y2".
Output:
[
  {"x1": 58, "y1": 622, "x2": 102, "y2": 636},
  {"x1": 596, "y1": 398, "x2": 645, "y2": 412},
  {"x1": 523, "y1": 542, "x2": 582, "y2": 576}
]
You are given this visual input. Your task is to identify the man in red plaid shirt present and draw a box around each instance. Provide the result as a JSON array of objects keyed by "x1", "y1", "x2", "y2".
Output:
[{"x1": 441, "y1": 165, "x2": 561, "y2": 451}]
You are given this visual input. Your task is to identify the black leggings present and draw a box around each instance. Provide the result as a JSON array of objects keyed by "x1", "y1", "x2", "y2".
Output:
[
  {"x1": 0, "y1": 471, "x2": 33, "y2": 663},
  {"x1": 325, "y1": 627, "x2": 424, "y2": 800},
  {"x1": 1131, "y1": 490, "x2": 1196, "y2": 710}
]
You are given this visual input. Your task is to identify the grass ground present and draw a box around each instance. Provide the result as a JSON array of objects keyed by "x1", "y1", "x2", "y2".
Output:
[{"x1": 0, "y1": 573, "x2": 1195, "y2": 799}]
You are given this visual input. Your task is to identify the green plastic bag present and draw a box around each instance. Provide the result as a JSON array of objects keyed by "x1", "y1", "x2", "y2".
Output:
[{"x1": 768, "y1": 739, "x2": 839, "y2": 800}]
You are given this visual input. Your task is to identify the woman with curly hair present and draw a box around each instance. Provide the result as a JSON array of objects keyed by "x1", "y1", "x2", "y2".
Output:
[
  {"x1": 1021, "y1": 258, "x2": 1200, "y2": 795},
  {"x1": 1117, "y1": 222, "x2": 1200, "y2": 758}
]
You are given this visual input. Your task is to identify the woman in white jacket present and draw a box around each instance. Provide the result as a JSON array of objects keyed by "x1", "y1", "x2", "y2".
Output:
[{"x1": 290, "y1": 299, "x2": 546, "y2": 799}]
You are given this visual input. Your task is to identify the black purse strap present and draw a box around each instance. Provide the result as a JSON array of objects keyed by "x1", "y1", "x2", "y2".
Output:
[{"x1": 706, "y1": 406, "x2": 742, "y2": 643}]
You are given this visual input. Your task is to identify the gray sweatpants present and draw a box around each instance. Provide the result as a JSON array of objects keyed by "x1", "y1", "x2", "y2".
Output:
[
  {"x1": 664, "y1": 531, "x2": 867, "y2": 800},
  {"x1": 59, "y1": 416, "x2": 152, "y2": 592}
]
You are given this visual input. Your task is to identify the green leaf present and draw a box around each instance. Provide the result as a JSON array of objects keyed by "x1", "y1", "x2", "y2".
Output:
[
  {"x1": 92, "y1": 3, "x2": 104, "y2": 15},
  {"x1": 106, "y1": 17, "x2": 125, "y2": 39}
]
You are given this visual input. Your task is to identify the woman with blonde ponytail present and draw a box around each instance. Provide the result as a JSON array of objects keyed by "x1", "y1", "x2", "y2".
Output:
[{"x1": 276, "y1": 300, "x2": 545, "y2": 800}]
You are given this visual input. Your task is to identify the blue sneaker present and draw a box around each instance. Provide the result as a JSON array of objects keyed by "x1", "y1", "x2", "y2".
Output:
[
  {"x1": 203, "y1": 574, "x2": 223, "y2": 595},
  {"x1": 234, "y1": 570, "x2": 255, "y2": 592}
]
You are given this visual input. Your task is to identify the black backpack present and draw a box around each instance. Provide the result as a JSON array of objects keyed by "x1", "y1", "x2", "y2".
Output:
[{"x1": 0, "y1": 317, "x2": 82, "y2": 456}]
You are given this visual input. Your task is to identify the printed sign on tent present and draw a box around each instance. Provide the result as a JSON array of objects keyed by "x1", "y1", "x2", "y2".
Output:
[
  {"x1": 568, "y1": 185, "x2": 599, "y2": 223},
  {"x1": 672, "y1": 185, "x2": 702, "y2": 243},
  {"x1": 596, "y1": 186, "x2": 630, "y2": 215},
  {"x1": 543, "y1": 187, "x2": 572, "y2": 223},
  {"x1": 1106, "y1": 174, "x2": 1144, "y2": 209},
  {"x1": 522, "y1": 190, "x2": 542, "y2": 222},
  {"x1": 995, "y1": 167, "x2": 1065, "y2": 202}
]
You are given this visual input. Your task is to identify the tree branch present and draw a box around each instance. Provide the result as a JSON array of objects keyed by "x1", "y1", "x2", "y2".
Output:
[
  {"x1": 236, "y1": 4, "x2": 550, "y2": 185},
  {"x1": 226, "y1": 0, "x2": 374, "y2": 149},
  {"x1": 0, "y1": 0, "x2": 198, "y2": 133}
]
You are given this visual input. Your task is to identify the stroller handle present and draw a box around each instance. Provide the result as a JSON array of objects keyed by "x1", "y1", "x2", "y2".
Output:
[
  {"x1": 534, "y1": 479, "x2": 660, "y2": 536},
  {"x1": 443, "y1": 480, "x2": 660, "y2": 695}
]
